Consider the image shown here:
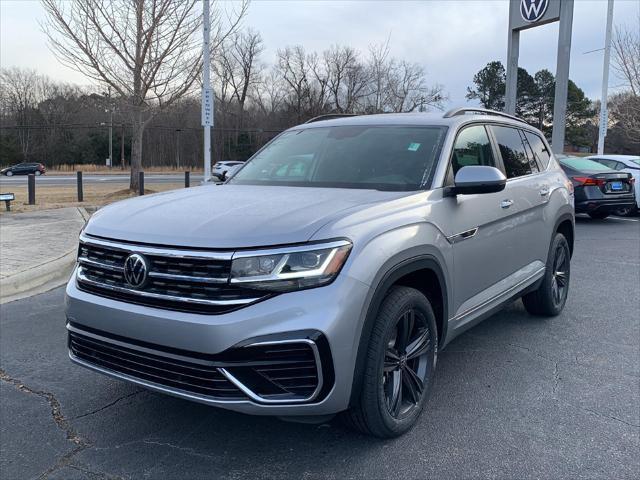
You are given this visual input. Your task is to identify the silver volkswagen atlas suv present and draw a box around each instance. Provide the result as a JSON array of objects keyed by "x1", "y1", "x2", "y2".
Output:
[{"x1": 66, "y1": 108, "x2": 575, "y2": 438}]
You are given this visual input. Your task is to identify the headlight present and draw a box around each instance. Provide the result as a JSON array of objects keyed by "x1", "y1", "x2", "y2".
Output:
[{"x1": 230, "y1": 240, "x2": 352, "y2": 292}]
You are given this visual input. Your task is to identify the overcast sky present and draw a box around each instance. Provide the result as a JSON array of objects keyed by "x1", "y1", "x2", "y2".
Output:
[{"x1": 1, "y1": 0, "x2": 638, "y2": 108}]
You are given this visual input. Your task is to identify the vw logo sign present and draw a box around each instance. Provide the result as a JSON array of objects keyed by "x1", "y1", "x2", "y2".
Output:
[
  {"x1": 520, "y1": 0, "x2": 549, "y2": 23},
  {"x1": 123, "y1": 253, "x2": 149, "y2": 288}
]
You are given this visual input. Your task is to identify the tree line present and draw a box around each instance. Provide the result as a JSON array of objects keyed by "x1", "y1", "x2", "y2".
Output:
[
  {"x1": 1, "y1": 0, "x2": 637, "y2": 189},
  {"x1": 0, "y1": 0, "x2": 446, "y2": 189}
]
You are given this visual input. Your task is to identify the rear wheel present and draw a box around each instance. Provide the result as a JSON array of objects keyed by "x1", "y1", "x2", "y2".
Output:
[
  {"x1": 588, "y1": 212, "x2": 609, "y2": 219},
  {"x1": 522, "y1": 233, "x2": 570, "y2": 316},
  {"x1": 343, "y1": 286, "x2": 437, "y2": 438},
  {"x1": 5, "y1": 171, "x2": 13, "y2": 176},
  {"x1": 613, "y1": 206, "x2": 636, "y2": 217}
]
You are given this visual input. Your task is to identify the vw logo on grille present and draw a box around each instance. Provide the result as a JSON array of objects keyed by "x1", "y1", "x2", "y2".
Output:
[{"x1": 123, "y1": 253, "x2": 149, "y2": 288}]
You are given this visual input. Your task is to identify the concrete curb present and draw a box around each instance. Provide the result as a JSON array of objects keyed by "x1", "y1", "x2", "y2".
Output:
[{"x1": 0, "y1": 207, "x2": 88, "y2": 304}]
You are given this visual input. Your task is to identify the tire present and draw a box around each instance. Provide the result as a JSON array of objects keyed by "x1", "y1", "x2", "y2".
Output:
[
  {"x1": 34, "y1": 170, "x2": 41, "y2": 176},
  {"x1": 343, "y1": 286, "x2": 438, "y2": 438},
  {"x1": 5, "y1": 171, "x2": 13, "y2": 176},
  {"x1": 588, "y1": 212, "x2": 609, "y2": 219},
  {"x1": 522, "y1": 233, "x2": 570, "y2": 317},
  {"x1": 613, "y1": 206, "x2": 636, "y2": 217}
]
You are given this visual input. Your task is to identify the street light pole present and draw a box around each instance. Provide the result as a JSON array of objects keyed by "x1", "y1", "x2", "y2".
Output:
[
  {"x1": 109, "y1": 108, "x2": 113, "y2": 169},
  {"x1": 202, "y1": 0, "x2": 213, "y2": 182},
  {"x1": 597, "y1": 0, "x2": 614, "y2": 155}
]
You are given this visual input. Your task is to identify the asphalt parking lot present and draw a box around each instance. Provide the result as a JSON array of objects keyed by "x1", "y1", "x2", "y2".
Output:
[{"x1": 1, "y1": 216, "x2": 638, "y2": 480}]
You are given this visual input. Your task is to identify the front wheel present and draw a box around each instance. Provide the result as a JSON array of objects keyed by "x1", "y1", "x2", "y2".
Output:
[
  {"x1": 34, "y1": 170, "x2": 42, "y2": 176},
  {"x1": 343, "y1": 286, "x2": 438, "y2": 438},
  {"x1": 522, "y1": 233, "x2": 570, "y2": 316}
]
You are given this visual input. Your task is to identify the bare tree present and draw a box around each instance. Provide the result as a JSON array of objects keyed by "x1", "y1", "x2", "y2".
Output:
[
  {"x1": 41, "y1": 0, "x2": 247, "y2": 189},
  {"x1": 386, "y1": 61, "x2": 446, "y2": 112},
  {"x1": 0, "y1": 67, "x2": 57, "y2": 159},
  {"x1": 612, "y1": 17, "x2": 640, "y2": 96},
  {"x1": 366, "y1": 38, "x2": 392, "y2": 113}
]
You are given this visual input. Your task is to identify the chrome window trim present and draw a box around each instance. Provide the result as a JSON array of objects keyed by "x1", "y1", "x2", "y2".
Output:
[
  {"x1": 77, "y1": 267, "x2": 260, "y2": 306},
  {"x1": 219, "y1": 339, "x2": 324, "y2": 404}
]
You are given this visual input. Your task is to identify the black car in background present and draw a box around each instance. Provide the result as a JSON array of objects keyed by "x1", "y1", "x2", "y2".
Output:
[
  {"x1": 559, "y1": 157, "x2": 635, "y2": 219},
  {"x1": 1, "y1": 162, "x2": 46, "y2": 176}
]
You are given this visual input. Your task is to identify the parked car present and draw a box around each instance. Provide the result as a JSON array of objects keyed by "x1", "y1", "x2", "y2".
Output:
[
  {"x1": 587, "y1": 155, "x2": 640, "y2": 215},
  {"x1": 558, "y1": 157, "x2": 636, "y2": 219},
  {"x1": 1, "y1": 162, "x2": 46, "y2": 176},
  {"x1": 66, "y1": 109, "x2": 575, "y2": 438},
  {"x1": 212, "y1": 161, "x2": 244, "y2": 180}
]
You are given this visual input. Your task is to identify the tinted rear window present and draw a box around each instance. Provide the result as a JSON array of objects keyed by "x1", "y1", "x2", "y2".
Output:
[
  {"x1": 523, "y1": 131, "x2": 551, "y2": 170},
  {"x1": 492, "y1": 125, "x2": 533, "y2": 178}
]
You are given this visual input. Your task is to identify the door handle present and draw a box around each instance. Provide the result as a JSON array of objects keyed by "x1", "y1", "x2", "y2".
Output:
[
  {"x1": 539, "y1": 185, "x2": 550, "y2": 196},
  {"x1": 500, "y1": 199, "x2": 514, "y2": 209}
]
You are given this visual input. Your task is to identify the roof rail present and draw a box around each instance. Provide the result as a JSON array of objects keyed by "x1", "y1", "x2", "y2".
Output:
[
  {"x1": 304, "y1": 113, "x2": 358, "y2": 124},
  {"x1": 443, "y1": 107, "x2": 525, "y2": 124}
]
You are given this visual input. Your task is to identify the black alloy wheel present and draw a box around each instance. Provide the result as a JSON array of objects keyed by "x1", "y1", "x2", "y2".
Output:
[
  {"x1": 550, "y1": 242, "x2": 569, "y2": 309},
  {"x1": 383, "y1": 308, "x2": 432, "y2": 418}
]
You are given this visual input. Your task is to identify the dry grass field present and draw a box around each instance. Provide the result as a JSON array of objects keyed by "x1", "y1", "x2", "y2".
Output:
[{"x1": 0, "y1": 182, "x2": 184, "y2": 214}]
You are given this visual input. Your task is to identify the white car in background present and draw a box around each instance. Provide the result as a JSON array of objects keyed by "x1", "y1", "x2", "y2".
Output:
[
  {"x1": 588, "y1": 155, "x2": 640, "y2": 215},
  {"x1": 213, "y1": 161, "x2": 244, "y2": 180}
]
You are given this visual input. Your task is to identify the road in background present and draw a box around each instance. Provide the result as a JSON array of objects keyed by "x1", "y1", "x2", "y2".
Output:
[
  {"x1": 0, "y1": 174, "x2": 206, "y2": 186},
  {"x1": 1, "y1": 218, "x2": 638, "y2": 479}
]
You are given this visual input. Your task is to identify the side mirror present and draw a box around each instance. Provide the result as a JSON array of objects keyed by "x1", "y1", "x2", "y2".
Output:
[{"x1": 448, "y1": 166, "x2": 506, "y2": 196}]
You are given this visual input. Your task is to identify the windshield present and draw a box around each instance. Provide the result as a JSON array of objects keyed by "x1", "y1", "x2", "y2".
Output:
[
  {"x1": 229, "y1": 126, "x2": 447, "y2": 190},
  {"x1": 630, "y1": 158, "x2": 640, "y2": 166},
  {"x1": 560, "y1": 157, "x2": 614, "y2": 171}
]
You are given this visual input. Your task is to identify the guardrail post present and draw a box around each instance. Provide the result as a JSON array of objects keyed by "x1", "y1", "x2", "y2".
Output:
[
  {"x1": 138, "y1": 171, "x2": 145, "y2": 196},
  {"x1": 185, "y1": 171, "x2": 190, "y2": 188},
  {"x1": 28, "y1": 174, "x2": 36, "y2": 205},
  {"x1": 77, "y1": 171, "x2": 83, "y2": 202}
]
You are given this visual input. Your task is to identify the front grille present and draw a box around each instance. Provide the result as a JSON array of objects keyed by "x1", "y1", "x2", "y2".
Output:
[
  {"x1": 67, "y1": 324, "x2": 330, "y2": 404},
  {"x1": 68, "y1": 329, "x2": 245, "y2": 399},
  {"x1": 76, "y1": 235, "x2": 268, "y2": 314}
]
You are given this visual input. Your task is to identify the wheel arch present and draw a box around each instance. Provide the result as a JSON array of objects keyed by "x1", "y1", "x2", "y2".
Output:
[
  {"x1": 554, "y1": 213, "x2": 575, "y2": 257},
  {"x1": 348, "y1": 255, "x2": 448, "y2": 407}
]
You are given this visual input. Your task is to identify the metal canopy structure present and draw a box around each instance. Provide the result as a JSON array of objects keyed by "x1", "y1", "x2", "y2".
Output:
[{"x1": 505, "y1": 0, "x2": 574, "y2": 153}]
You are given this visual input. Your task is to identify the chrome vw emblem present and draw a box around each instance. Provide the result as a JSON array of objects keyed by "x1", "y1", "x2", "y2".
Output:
[{"x1": 123, "y1": 253, "x2": 149, "y2": 288}]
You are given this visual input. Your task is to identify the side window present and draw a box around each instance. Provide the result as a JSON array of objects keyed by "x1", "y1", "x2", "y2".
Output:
[
  {"x1": 492, "y1": 125, "x2": 532, "y2": 179},
  {"x1": 450, "y1": 125, "x2": 496, "y2": 178},
  {"x1": 519, "y1": 130, "x2": 539, "y2": 174},
  {"x1": 524, "y1": 131, "x2": 551, "y2": 170}
]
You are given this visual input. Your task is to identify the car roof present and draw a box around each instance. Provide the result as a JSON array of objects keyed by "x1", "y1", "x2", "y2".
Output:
[{"x1": 287, "y1": 110, "x2": 538, "y2": 133}]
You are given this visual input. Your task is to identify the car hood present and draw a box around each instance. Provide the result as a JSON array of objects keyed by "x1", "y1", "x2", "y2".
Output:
[{"x1": 85, "y1": 184, "x2": 409, "y2": 248}]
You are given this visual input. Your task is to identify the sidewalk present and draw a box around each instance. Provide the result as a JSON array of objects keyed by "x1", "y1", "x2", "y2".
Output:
[{"x1": 0, "y1": 207, "x2": 88, "y2": 303}]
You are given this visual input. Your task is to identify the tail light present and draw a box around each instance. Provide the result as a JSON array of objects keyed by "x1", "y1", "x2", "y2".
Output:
[{"x1": 572, "y1": 176, "x2": 604, "y2": 186}]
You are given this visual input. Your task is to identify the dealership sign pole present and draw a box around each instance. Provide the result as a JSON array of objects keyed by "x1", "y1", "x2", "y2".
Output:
[
  {"x1": 506, "y1": 0, "x2": 574, "y2": 154},
  {"x1": 202, "y1": 0, "x2": 213, "y2": 182},
  {"x1": 597, "y1": 0, "x2": 614, "y2": 156}
]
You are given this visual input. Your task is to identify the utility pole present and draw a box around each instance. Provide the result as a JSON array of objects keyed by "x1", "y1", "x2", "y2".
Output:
[
  {"x1": 202, "y1": 0, "x2": 213, "y2": 182},
  {"x1": 176, "y1": 129, "x2": 181, "y2": 168},
  {"x1": 598, "y1": 0, "x2": 614, "y2": 155},
  {"x1": 120, "y1": 124, "x2": 125, "y2": 170},
  {"x1": 108, "y1": 108, "x2": 113, "y2": 169}
]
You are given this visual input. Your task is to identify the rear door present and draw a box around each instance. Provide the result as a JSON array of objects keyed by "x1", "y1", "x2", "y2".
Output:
[{"x1": 489, "y1": 125, "x2": 550, "y2": 272}]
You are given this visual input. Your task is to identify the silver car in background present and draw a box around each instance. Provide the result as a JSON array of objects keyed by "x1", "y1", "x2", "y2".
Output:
[{"x1": 66, "y1": 108, "x2": 574, "y2": 438}]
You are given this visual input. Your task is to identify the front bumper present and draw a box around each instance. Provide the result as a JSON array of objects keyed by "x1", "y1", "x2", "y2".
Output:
[{"x1": 65, "y1": 268, "x2": 370, "y2": 416}]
